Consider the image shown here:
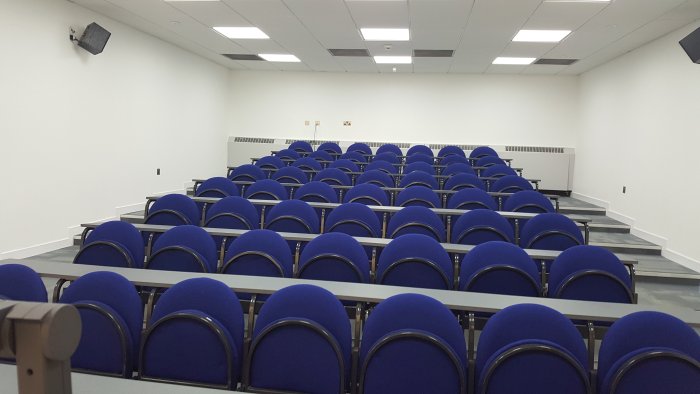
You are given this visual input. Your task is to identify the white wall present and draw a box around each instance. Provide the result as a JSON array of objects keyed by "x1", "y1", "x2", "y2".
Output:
[
  {"x1": 575, "y1": 21, "x2": 700, "y2": 270},
  {"x1": 227, "y1": 71, "x2": 579, "y2": 147},
  {"x1": 0, "y1": 0, "x2": 230, "y2": 257}
]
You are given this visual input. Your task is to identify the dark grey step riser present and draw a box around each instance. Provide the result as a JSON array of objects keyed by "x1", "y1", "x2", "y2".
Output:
[
  {"x1": 636, "y1": 276, "x2": 700, "y2": 286},
  {"x1": 559, "y1": 208, "x2": 607, "y2": 216},
  {"x1": 594, "y1": 245, "x2": 662, "y2": 256}
]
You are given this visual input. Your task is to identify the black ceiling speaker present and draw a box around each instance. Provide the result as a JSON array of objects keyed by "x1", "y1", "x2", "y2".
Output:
[
  {"x1": 75, "y1": 23, "x2": 111, "y2": 55},
  {"x1": 679, "y1": 26, "x2": 700, "y2": 63}
]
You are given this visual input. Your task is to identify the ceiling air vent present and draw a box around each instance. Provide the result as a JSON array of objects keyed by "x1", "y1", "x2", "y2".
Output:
[
  {"x1": 506, "y1": 146, "x2": 564, "y2": 154},
  {"x1": 222, "y1": 54, "x2": 264, "y2": 61},
  {"x1": 413, "y1": 50, "x2": 454, "y2": 57},
  {"x1": 534, "y1": 58, "x2": 578, "y2": 65},
  {"x1": 328, "y1": 49, "x2": 370, "y2": 57},
  {"x1": 234, "y1": 137, "x2": 275, "y2": 144}
]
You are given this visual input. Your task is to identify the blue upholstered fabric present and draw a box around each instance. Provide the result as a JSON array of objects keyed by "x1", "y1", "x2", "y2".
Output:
[
  {"x1": 372, "y1": 152, "x2": 400, "y2": 164},
  {"x1": 357, "y1": 169, "x2": 395, "y2": 188},
  {"x1": 329, "y1": 158, "x2": 361, "y2": 173},
  {"x1": 452, "y1": 210, "x2": 514, "y2": 245},
  {"x1": 249, "y1": 284, "x2": 351, "y2": 393},
  {"x1": 289, "y1": 140, "x2": 313, "y2": 153},
  {"x1": 274, "y1": 148, "x2": 301, "y2": 161},
  {"x1": 340, "y1": 151, "x2": 367, "y2": 164},
  {"x1": 265, "y1": 200, "x2": 320, "y2": 234},
  {"x1": 146, "y1": 194, "x2": 200, "y2": 226},
  {"x1": 476, "y1": 304, "x2": 589, "y2": 394},
  {"x1": 491, "y1": 175, "x2": 534, "y2": 193},
  {"x1": 520, "y1": 213, "x2": 584, "y2": 251},
  {"x1": 407, "y1": 145, "x2": 434, "y2": 157},
  {"x1": 148, "y1": 225, "x2": 217, "y2": 273},
  {"x1": 396, "y1": 185, "x2": 441, "y2": 208},
  {"x1": 317, "y1": 142, "x2": 342, "y2": 155},
  {"x1": 470, "y1": 146, "x2": 498, "y2": 159},
  {"x1": 314, "y1": 168, "x2": 352, "y2": 186},
  {"x1": 377, "y1": 234, "x2": 453, "y2": 290},
  {"x1": 75, "y1": 221, "x2": 145, "y2": 268},
  {"x1": 344, "y1": 183, "x2": 390, "y2": 206},
  {"x1": 273, "y1": 166, "x2": 309, "y2": 184},
  {"x1": 347, "y1": 142, "x2": 372, "y2": 155},
  {"x1": 294, "y1": 181, "x2": 338, "y2": 203},
  {"x1": 444, "y1": 173, "x2": 486, "y2": 191},
  {"x1": 438, "y1": 145, "x2": 466, "y2": 158},
  {"x1": 228, "y1": 164, "x2": 265, "y2": 182},
  {"x1": 325, "y1": 203, "x2": 382, "y2": 238},
  {"x1": 459, "y1": 241, "x2": 540, "y2": 296},
  {"x1": 291, "y1": 157, "x2": 323, "y2": 172},
  {"x1": 360, "y1": 293, "x2": 467, "y2": 394},
  {"x1": 143, "y1": 278, "x2": 244, "y2": 387},
  {"x1": 405, "y1": 161, "x2": 436, "y2": 175},
  {"x1": 476, "y1": 155, "x2": 506, "y2": 167},
  {"x1": 503, "y1": 190, "x2": 555, "y2": 214},
  {"x1": 255, "y1": 155, "x2": 285, "y2": 170},
  {"x1": 308, "y1": 150, "x2": 333, "y2": 163},
  {"x1": 398, "y1": 171, "x2": 439, "y2": 189},
  {"x1": 299, "y1": 233, "x2": 370, "y2": 283},
  {"x1": 204, "y1": 196, "x2": 259, "y2": 249},
  {"x1": 440, "y1": 154, "x2": 470, "y2": 166},
  {"x1": 365, "y1": 160, "x2": 397, "y2": 174},
  {"x1": 387, "y1": 206, "x2": 445, "y2": 242},
  {"x1": 60, "y1": 271, "x2": 142, "y2": 375},
  {"x1": 222, "y1": 229, "x2": 293, "y2": 277},
  {"x1": 443, "y1": 163, "x2": 476, "y2": 177},
  {"x1": 195, "y1": 177, "x2": 239, "y2": 198},
  {"x1": 376, "y1": 143, "x2": 403, "y2": 157},
  {"x1": 482, "y1": 164, "x2": 517, "y2": 179},
  {"x1": 597, "y1": 311, "x2": 700, "y2": 394},
  {"x1": 548, "y1": 245, "x2": 632, "y2": 303},
  {"x1": 243, "y1": 179, "x2": 288, "y2": 201},
  {"x1": 447, "y1": 188, "x2": 498, "y2": 211},
  {"x1": 0, "y1": 264, "x2": 47, "y2": 302},
  {"x1": 405, "y1": 154, "x2": 435, "y2": 166}
]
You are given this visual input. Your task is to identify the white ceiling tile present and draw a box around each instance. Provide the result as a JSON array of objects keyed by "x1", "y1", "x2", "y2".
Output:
[
  {"x1": 522, "y1": 1, "x2": 610, "y2": 31},
  {"x1": 413, "y1": 57, "x2": 452, "y2": 73},
  {"x1": 346, "y1": 0, "x2": 410, "y2": 28},
  {"x1": 409, "y1": 0, "x2": 474, "y2": 29}
]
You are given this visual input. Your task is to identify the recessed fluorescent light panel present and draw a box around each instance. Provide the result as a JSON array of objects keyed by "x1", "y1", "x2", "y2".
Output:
[
  {"x1": 213, "y1": 27, "x2": 269, "y2": 39},
  {"x1": 513, "y1": 30, "x2": 571, "y2": 43},
  {"x1": 361, "y1": 28, "x2": 409, "y2": 41},
  {"x1": 493, "y1": 57, "x2": 536, "y2": 65},
  {"x1": 259, "y1": 54, "x2": 301, "y2": 62},
  {"x1": 374, "y1": 56, "x2": 412, "y2": 64}
]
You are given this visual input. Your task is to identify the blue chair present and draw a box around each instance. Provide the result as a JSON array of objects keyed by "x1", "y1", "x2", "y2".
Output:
[
  {"x1": 291, "y1": 157, "x2": 322, "y2": 172},
  {"x1": 146, "y1": 225, "x2": 217, "y2": 273},
  {"x1": 444, "y1": 173, "x2": 486, "y2": 191},
  {"x1": 549, "y1": 245, "x2": 633, "y2": 303},
  {"x1": 204, "y1": 196, "x2": 260, "y2": 249},
  {"x1": 274, "y1": 148, "x2": 300, "y2": 162},
  {"x1": 405, "y1": 161, "x2": 436, "y2": 175},
  {"x1": 597, "y1": 311, "x2": 700, "y2": 394},
  {"x1": 438, "y1": 145, "x2": 466, "y2": 158},
  {"x1": 447, "y1": 188, "x2": 498, "y2": 211},
  {"x1": 314, "y1": 168, "x2": 352, "y2": 187},
  {"x1": 294, "y1": 181, "x2": 338, "y2": 203},
  {"x1": 451, "y1": 210, "x2": 514, "y2": 245},
  {"x1": 59, "y1": 272, "x2": 142, "y2": 377},
  {"x1": 265, "y1": 200, "x2": 320, "y2": 234},
  {"x1": 273, "y1": 166, "x2": 308, "y2": 184},
  {"x1": 317, "y1": 142, "x2": 342, "y2": 155},
  {"x1": 482, "y1": 164, "x2": 517, "y2": 179},
  {"x1": 340, "y1": 151, "x2": 367, "y2": 164},
  {"x1": 459, "y1": 241, "x2": 540, "y2": 296},
  {"x1": 325, "y1": 203, "x2": 381, "y2": 238},
  {"x1": 372, "y1": 151, "x2": 399, "y2": 164},
  {"x1": 405, "y1": 153, "x2": 434, "y2": 166},
  {"x1": 469, "y1": 146, "x2": 498, "y2": 159},
  {"x1": 309, "y1": 150, "x2": 334, "y2": 163},
  {"x1": 140, "y1": 278, "x2": 245, "y2": 389},
  {"x1": 395, "y1": 186, "x2": 441, "y2": 208},
  {"x1": 440, "y1": 154, "x2": 470, "y2": 166},
  {"x1": 376, "y1": 143, "x2": 403, "y2": 157},
  {"x1": 503, "y1": 190, "x2": 555, "y2": 214},
  {"x1": 443, "y1": 163, "x2": 476, "y2": 177},
  {"x1": 329, "y1": 158, "x2": 361, "y2": 174},
  {"x1": 74, "y1": 221, "x2": 145, "y2": 268},
  {"x1": 243, "y1": 179, "x2": 288, "y2": 203},
  {"x1": 520, "y1": 213, "x2": 584, "y2": 251},
  {"x1": 228, "y1": 164, "x2": 266, "y2": 182},
  {"x1": 398, "y1": 171, "x2": 438, "y2": 190},
  {"x1": 344, "y1": 184, "x2": 390, "y2": 207},
  {"x1": 359, "y1": 293, "x2": 467, "y2": 394},
  {"x1": 298, "y1": 233, "x2": 370, "y2": 283},
  {"x1": 357, "y1": 169, "x2": 395, "y2": 188},
  {"x1": 0, "y1": 264, "x2": 47, "y2": 302},
  {"x1": 476, "y1": 304, "x2": 589, "y2": 394},
  {"x1": 491, "y1": 175, "x2": 534, "y2": 193},
  {"x1": 387, "y1": 206, "x2": 445, "y2": 242},
  {"x1": 145, "y1": 194, "x2": 200, "y2": 227},
  {"x1": 365, "y1": 160, "x2": 397, "y2": 174},
  {"x1": 407, "y1": 145, "x2": 433, "y2": 157},
  {"x1": 377, "y1": 234, "x2": 453, "y2": 290},
  {"x1": 255, "y1": 155, "x2": 285, "y2": 172},
  {"x1": 195, "y1": 177, "x2": 239, "y2": 199},
  {"x1": 246, "y1": 285, "x2": 351, "y2": 393},
  {"x1": 347, "y1": 142, "x2": 372, "y2": 155},
  {"x1": 221, "y1": 229, "x2": 293, "y2": 277},
  {"x1": 289, "y1": 140, "x2": 313, "y2": 154},
  {"x1": 476, "y1": 155, "x2": 506, "y2": 167}
]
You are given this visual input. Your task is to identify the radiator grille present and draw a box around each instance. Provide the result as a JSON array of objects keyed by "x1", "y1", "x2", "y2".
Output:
[
  {"x1": 234, "y1": 137, "x2": 275, "y2": 144},
  {"x1": 429, "y1": 144, "x2": 480, "y2": 150},
  {"x1": 506, "y1": 146, "x2": 564, "y2": 153}
]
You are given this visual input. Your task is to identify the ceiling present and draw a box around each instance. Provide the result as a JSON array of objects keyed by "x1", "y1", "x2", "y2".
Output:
[{"x1": 69, "y1": 0, "x2": 700, "y2": 74}]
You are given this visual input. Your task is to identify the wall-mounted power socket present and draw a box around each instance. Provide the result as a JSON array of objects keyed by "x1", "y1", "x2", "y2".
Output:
[{"x1": 157, "y1": 168, "x2": 161, "y2": 175}]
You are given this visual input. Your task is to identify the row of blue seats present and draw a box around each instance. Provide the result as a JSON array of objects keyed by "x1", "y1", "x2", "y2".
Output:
[{"x1": 2, "y1": 265, "x2": 696, "y2": 393}]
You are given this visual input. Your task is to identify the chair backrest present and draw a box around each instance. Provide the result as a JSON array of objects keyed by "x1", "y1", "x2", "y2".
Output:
[
  {"x1": 243, "y1": 179, "x2": 288, "y2": 201},
  {"x1": 520, "y1": 213, "x2": 584, "y2": 251},
  {"x1": 470, "y1": 146, "x2": 498, "y2": 159},
  {"x1": 447, "y1": 188, "x2": 498, "y2": 211},
  {"x1": 548, "y1": 245, "x2": 633, "y2": 303},
  {"x1": 440, "y1": 154, "x2": 470, "y2": 166},
  {"x1": 376, "y1": 143, "x2": 403, "y2": 157},
  {"x1": 195, "y1": 177, "x2": 239, "y2": 199},
  {"x1": 329, "y1": 158, "x2": 361, "y2": 173},
  {"x1": 360, "y1": 293, "x2": 467, "y2": 394},
  {"x1": 395, "y1": 185, "x2": 441, "y2": 208},
  {"x1": 451, "y1": 210, "x2": 514, "y2": 245},
  {"x1": 482, "y1": 164, "x2": 517, "y2": 179},
  {"x1": 59, "y1": 271, "x2": 142, "y2": 377},
  {"x1": 325, "y1": 202, "x2": 382, "y2": 238},
  {"x1": 438, "y1": 145, "x2": 466, "y2": 158},
  {"x1": 272, "y1": 166, "x2": 308, "y2": 184},
  {"x1": 298, "y1": 233, "x2": 370, "y2": 283},
  {"x1": 476, "y1": 155, "x2": 506, "y2": 167},
  {"x1": 317, "y1": 142, "x2": 342, "y2": 155},
  {"x1": 309, "y1": 149, "x2": 334, "y2": 162},
  {"x1": 255, "y1": 155, "x2": 285, "y2": 170},
  {"x1": 340, "y1": 151, "x2": 367, "y2": 164},
  {"x1": 443, "y1": 163, "x2": 476, "y2": 177},
  {"x1": 294, "y1": 181, "x2": 338, "y2": 203},
  {"x1": 459, "y1": 241, "x2": 540, "y2": 296},
  {"x1": 247, "y1": 284, "x2": 351, "y2": 393},
  {"x1": 491, "y1": 175, "x2": 534, "y2": 193},
  {"x1": 229, "y1": 164, "x2": 266, "y2": 183},
  {"x1": 476, "y1": 304, "x2": 590, "y2": 394},
  {"x1": 398, "y1": 171, "x2": 439, "y2": 190},
  {"x1": 344, "y1": 184, "x2": 390, "y2": 206},
  {"x1": 145, "y1": 194, "x2": 200, "y2": 227},
  {"x1": 204, "y1": 196, "x2": 260, "y2": 250},
  {"x1": 444, "y1": 173, "x2": 486, "y2": 191},
  {"x1": 365, "y1": 160, "x2": 397, "y2": 174},
  {"x1": 291, "y1": 157, "x2": 323, "y2": 172},
  {"x1": 405, "y1": 161, "x2": 435, "y2": 175},
  {"x1": 597, "y1": 311, "x2": 700, "y2": 394},
  {"x1": 274, "y1": 148, "x2": 301, "y2": 161},
  {"x1": 0, "y1": 264, "x2": 47, "y2": 302},
  {"x1": 314, "y1": 168, "x2": 352, "y2": 187},
  {"x1": 147, "y1": 225, "x2": 217, "y2": 273},
  {"x1": 74, "y1": 221, "x2": 145, "y2": 268},
  {"x1": 357, "y1": 169, "x2": 395, "y2": 188},
  {"x1": 405, "y1": 153, "x2": 435, "y2": 166},
  {"x1": 503, "y1": 190, "x2": 555, "y2": 214},
  {"x1": 289, "y1": 140, "x2": 313, "y2": 154},
  {"x1": 347, "y1": 142, "x2": 372, "y2": 155},
  {"x1": 141, "y1": 278, "x2": 244, "y2": 389},
  {"x1": 222, "y1": 229, "x2": 293, "y2": 277},
  {"x1": 265, "y1": 199, "x2": 320, "y2": 234},
  {"x1": 407, "y1": 145, "x2": 434, "y2": 157},
  {"x1": 377, "y1": 234, "x2": 453, "y2": 290},
  {"x1": 372, "y1": 151, "x2": 400, "y2": 164},
  {"x1": 387, "y1": 206, "x2": 446, "y2": 242}
]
